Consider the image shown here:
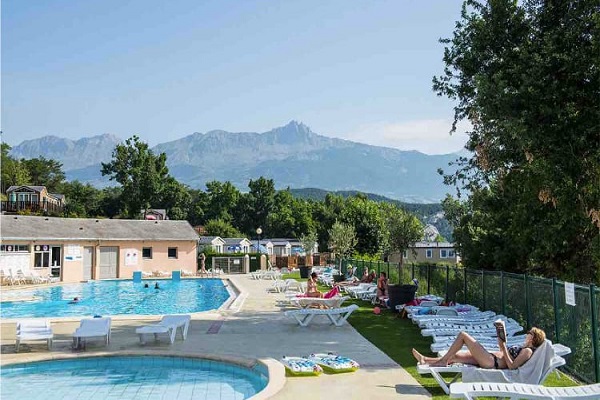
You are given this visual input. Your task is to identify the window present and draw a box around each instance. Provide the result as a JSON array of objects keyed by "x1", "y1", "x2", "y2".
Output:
[
  {"x1": 448, "y1": 250, "x2": 456, "y2": 258},
  {"x1": 34, "y1": 244, "x2": 51, "y2": 268},
  {"x1": 168, "y1": 247, "x2": 178, "y2": 259},
  {"x1": 402, "y1": 250, "x2": 408, "y2": 259},
  {"x1": 142, "y1": 247, "x2": 152, "y2": 259},
  {"x1": 1, "y1": 244, "x2": 29, "y2": 252},
  {"x1": 425, "y1": 249, "x2": 433, "y2": 258},
  {"x1": 440, "y1": 249, "x2": 448, "y2": 258}
]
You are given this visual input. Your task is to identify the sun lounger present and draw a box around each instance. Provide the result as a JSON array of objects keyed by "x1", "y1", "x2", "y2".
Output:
[
  {"x1": 135, "y1": 314, "x2": 191, "y2": 345},
  {"x1": 285, "y1": 304, "x2": 359, "y2": 327},
  {"x1": 418, "y1": 340, "x2": 565, "y2": 394},
  {"x1": 72, "y1": 317, "x2": 111, "y2": 349},
  {"x1": 15, "y1": 319, "x2": 53, "y2": 352},
  {"x1": 450, "y1": 381, "x2": 600, "y2": 400},
  {"x1": 291, "y1": 296, "x2": 350, "y2": 309}
]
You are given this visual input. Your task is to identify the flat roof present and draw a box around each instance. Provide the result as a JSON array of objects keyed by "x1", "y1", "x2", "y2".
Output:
[{"x1": 1, "y1": 215, "x2": 199, "y2": 241}]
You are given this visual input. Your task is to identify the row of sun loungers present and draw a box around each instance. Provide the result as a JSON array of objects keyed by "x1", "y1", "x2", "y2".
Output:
[
  {"x1": 15, "y1": 314, "x2": 192, "y2": 352},
  {"x1": 399, "y1": 300, "x2": 574, "y2": 396},
  {"x1": 1, "y1": 268, "x2": 59, "y2": 285}
]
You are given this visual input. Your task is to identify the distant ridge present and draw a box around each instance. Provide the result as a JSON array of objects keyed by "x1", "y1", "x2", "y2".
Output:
[{"x1": 9, "y1": 121, "x2": 462, "y2": 203}]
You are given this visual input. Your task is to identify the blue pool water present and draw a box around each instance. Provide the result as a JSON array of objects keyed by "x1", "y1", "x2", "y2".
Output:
[
  {"x1": 1, "y1": 356, "x2": 268, "y2": 400},
  {"x1": 0, "y1": 279, "x2": 231, "y2": 318}
]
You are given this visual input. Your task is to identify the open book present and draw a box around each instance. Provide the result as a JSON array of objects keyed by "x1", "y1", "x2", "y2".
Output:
[{"x1": 494, "y1": 319, "x2": 507, "y2": 342}]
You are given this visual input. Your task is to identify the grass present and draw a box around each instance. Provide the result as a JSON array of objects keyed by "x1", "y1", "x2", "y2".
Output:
[{"x1": 282, "y1": 272, "x2": 580, "y2": 400}]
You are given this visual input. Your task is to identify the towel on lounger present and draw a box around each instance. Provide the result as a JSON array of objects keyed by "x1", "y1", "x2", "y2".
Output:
[{"x1": 462, "y1": 340, "x2": 555, "y2": 385}]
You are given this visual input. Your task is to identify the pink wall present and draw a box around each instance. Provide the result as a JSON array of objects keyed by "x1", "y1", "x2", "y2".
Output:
[{"x1": 1, "y1": 239, "x2": 197, "y2": 283}]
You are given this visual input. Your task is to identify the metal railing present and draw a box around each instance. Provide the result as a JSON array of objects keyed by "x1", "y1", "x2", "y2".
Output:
[
  {"x1": 342, "y1": 258, "x2": 600, "y2": 384},
  {"x1": 1, "y1": 200, "x2": 65, "y2": 215}
]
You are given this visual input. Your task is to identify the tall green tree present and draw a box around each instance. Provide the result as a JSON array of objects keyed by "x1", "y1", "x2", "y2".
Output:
[
  {"x1": 328, "y1": 221, "x2": 357, "y2": 268},
  {"x1": 101, "y1": 135, "x2": 170, "y2": 218},
  {"x1": 204, "y1": 218, "x2": 242, "y2": 238},
  {"x1": 234, "y1": 177, "x2": 276, "y2": 235},
  {"x1": 383, "y1": 204, "x2": 423, "y2": 278},
  {"x1": 21, "y1": 156, "x2": 65, "y2": 192},
  {"x1": 435, "y1": 0, "x2": 600, "y2": 282},
  {"x1": 1, "y1": 143, "x2": 30, "y2": 193}
]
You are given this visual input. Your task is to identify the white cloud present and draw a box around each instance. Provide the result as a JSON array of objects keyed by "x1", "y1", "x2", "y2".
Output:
[{"x1": 334, "y1": 119, "x2": 471, "y2": 155}]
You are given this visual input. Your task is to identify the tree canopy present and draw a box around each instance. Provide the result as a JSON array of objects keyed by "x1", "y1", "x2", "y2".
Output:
[{"x1": 436, "y1": 0, "x2": 599, "y2": 283}]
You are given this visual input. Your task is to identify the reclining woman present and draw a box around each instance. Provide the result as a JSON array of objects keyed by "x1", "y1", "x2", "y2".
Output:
[
  {"x1": 412, "y1": 327, "x2": 546, "y2": 369},
  {"x1": 306, "y1": 272, "x2": 324, "y2": 298}
]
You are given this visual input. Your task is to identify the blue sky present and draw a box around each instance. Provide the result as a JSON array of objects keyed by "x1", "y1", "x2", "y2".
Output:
[{"x1": 2, "y1": 0, "x2": 469, "y2": 154}]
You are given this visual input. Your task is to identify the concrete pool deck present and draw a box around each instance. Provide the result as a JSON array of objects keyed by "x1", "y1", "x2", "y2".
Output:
[{"x1": 0, "y1": 275, "x2": 431, "y2": 399}]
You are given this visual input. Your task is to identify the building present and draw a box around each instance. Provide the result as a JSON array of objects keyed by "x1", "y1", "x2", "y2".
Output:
[
  {"x1": 198, "y1": 236, "x2": 226, "y2": 253},
  {"x1": 223, "y1": 238, "x2": 251, "y2": 254},
  {"x1": 141, "y1": 208, "x2": 168, "y2": 220},
  {"x1": 250, "y1": 239, "x2": 273, "y2": 255},
  {"x1": 389, "y1": 241, "x2": 459, "y2": 265},
  {"x1": 0, "y1": 215, "x2": 198, "y2": 282},
  {"x1": 3, "y1": 185, "x2": 65, "y2": 215}
]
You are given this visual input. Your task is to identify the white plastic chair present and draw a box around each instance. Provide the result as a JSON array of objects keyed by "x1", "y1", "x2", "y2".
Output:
[{"x1": 16, "y1": 319, "x2": 53, "y2": 352}]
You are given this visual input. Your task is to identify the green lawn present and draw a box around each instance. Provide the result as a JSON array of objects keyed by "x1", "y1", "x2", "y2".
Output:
[{"x1": 282, "y1": 272, "x2": 579, "y2": 400}]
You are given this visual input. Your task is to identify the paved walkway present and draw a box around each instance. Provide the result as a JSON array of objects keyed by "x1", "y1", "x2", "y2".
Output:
[{"x1": 0, "y1": 276, "x2": 431, "y2": 399}]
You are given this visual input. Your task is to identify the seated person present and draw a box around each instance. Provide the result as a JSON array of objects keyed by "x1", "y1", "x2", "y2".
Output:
[
  {"x1": 366, "y1": 270, "x2": 377, "y2": 283},
  {"x1": 412, "y1": 327, "x2": 546, "y2": 369},
  {"x1": 337, "y1": 266, "x2": 361, "y2": 286},
  {"x1": 306, "y1": 272, "x2": 323, "y2": 298}
]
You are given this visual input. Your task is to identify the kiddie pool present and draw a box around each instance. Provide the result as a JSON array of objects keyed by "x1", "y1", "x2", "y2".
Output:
[{"x1": 0, "y1": 355, "x2": 270, "y2": 400}]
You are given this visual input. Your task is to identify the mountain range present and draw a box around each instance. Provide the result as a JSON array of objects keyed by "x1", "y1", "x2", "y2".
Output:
[{"x1": 8, "y1": 121, "x2": 462, "y2": 203}]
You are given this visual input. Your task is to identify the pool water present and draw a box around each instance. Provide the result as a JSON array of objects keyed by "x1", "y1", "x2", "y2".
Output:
[
  {"x1": 0, "y1": 279, "x2": 231, "y2": 318},
  {"x1": 1, "y1": 356, "x2": 268, "y2": 400}
]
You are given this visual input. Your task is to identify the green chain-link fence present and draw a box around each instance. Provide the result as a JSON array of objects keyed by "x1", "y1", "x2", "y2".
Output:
[{"x1": 343, "y1": 258, "x2": 600, "y2": 384}]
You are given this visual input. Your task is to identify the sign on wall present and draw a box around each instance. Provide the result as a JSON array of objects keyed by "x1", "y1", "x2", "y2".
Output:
[
  {"x1": 65, "y1": 244, "x2": 83, "y2": 261},
  {"x1": 125, "y1": 249, "x2": 139, "y2": 266}
]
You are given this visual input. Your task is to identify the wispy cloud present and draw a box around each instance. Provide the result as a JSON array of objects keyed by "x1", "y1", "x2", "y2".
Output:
[{"x1": 331, "y1": 119, "x2": 471, "y2": 155}]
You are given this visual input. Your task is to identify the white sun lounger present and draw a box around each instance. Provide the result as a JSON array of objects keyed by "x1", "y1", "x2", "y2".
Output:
[
  {"x1": 72, "y1": 317, "x2": 112, "y2": 349},
  {"x1": 450, "y1": 382, "x2": 600, "y2": 400},
  {"x1": 135, "y1": 314, "x2": 191, "y2": 345},
  {"x1": 15, "y1": 319, "x2": 53, "y2": 352},
  {"x1": 285, "y1": 304, "x2": 359, "y2": 327},
  {"x1": 418, "y1": 340, "x2": 564, "y2": 394},
  {"x1": 291, "y1": 296, "x2": 350, "y2": 309}
]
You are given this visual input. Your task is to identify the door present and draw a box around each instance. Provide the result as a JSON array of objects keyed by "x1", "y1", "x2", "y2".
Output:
[
  {"x1": 99, "y1": 247, "x2": 118, "y2": 279},
  {"x1": 83, "y1": 247, "x2": 94, "y2": 281},
  {"x1": 51, "y1": 246, "x2": 62, "y2": 278}
]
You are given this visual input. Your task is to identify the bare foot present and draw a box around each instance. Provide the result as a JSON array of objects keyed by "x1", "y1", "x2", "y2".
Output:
[{"x1": 412, "y1": 348, "x2": 425, "y2": 364}]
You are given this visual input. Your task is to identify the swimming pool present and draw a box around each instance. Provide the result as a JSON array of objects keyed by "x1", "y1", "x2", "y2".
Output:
[
  {"x1": 0, "y1": 279, "x2": 231, "y2": 318},
  {"x1": 1, "y1": 356, "x2": 269, "y2": 400}
]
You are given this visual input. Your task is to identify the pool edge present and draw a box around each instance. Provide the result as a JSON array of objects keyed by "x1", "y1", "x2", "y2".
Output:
[{"x1": 0, "y1": 351, "x2": 286, "y2": 400}]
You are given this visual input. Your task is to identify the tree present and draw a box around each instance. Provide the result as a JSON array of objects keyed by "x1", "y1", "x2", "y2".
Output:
[
  {"x1": 101, "y1": 135, "x2": 170, "y2": 218},
  {"x1": 299, "y1": 230, "x2": 318, "y2": 256},
  {"x1": 1, "y1": 143, "x2": 30, "y2": 193},
  {"x1": 342, "y1": 194, "x2": 386, "y2": 256},
  {"x1": 435, "y1": 0, "x2": 600, "y2": 283},
  {"x1": 234, "y1": 177, "x2": 276, "y2": 235},
  {"x1": 203, "y1": 181, "x2": 239, "y2": 224},
  {"x1": 204, "y1": 218, "x2": 242, "y2": 238},
  {"x1": 328, "y1": 221, "x2": 357, "y2": 268},
  {"x1": 385, "y1": 206, "x2": 423, "y2": 280},
  {"x1": 21, "y1": 156, "x2": 65, "y2": 192}
]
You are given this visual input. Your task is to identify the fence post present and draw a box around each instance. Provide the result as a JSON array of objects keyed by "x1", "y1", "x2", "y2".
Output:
[
  {"x1": 411, "y1": 264, "x2": 415, "y2": 280},
  {"x1": 445, "y1": 265, "x2": 449, "y2": 301},
  {"x1": 552, "y1": 278, "x2": 560, "y2": 344},
  {"x1": 427, "y1": 264, "x2": 431, "y2": 295},
  {"x1": 525, "y1": 274, "x2": 531, "y2": 329},
  {"x1": 481, "y1": 270, "x2": 486, "y2": 311},
  {"x1": 590, "y1": 284, "x2": 599, "y2": 383},
  {"x1": 500, "y1": 271, "x2": 505, "y2": 316},
  {"x1": 464, "y1": 268, "x2": 468, "y2": 305}
]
